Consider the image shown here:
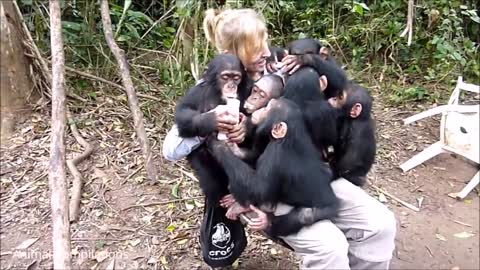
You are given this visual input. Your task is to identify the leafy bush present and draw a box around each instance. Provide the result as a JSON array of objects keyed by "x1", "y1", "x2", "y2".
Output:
[{"x1": 18, "y1": 0, "x2": 479, "y2": 103}]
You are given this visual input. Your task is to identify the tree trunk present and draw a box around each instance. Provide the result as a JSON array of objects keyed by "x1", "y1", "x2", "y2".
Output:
[
  {"x1": 0, "y1": 1, "x2": 35, "y2": 142},
  {"x1": 100, "y1": 0, "x2": 158, "y2": 181},
  {"x1": 48, "y1": 0, "x2": 72, "y2": 268}
]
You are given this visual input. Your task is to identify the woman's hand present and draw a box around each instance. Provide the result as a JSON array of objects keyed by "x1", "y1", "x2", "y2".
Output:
[
  {"x1": 208, "y1": 105, "x2": 238, "y2": 133},
  {"x1": 227, "y1": 113, "x2": 247, "y2": 144},
  {"x1": 245, "y1": 205, "x2": 270, "y2": 231},
  {"x1": 281, "y1": 55, "x2": 303, "y2": 75}
]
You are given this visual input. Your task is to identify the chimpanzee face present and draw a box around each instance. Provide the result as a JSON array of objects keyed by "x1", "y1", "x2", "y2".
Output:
[
  {"x1": 252, "y1": 98, "x2": 291, "y2": 140},
  {"x1": 244, "y1": 80, "x2": 274, "y2": 114},
  {"x1": 329, "y1": 87, "x2": 365, "y2": 119},
  {"x1": 218, "y1": 70, "x2": 242, "y2": 100},
  {"x1": 250, "y1": 98, "x2": 273, "y2": 125},
  {"x1": 327, "y1": 90, "x2": 347, "y2": 109}
]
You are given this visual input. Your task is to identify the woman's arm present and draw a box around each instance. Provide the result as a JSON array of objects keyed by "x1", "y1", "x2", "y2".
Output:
[{"x1": 162, "y1": 124, "x2": 205, "y2": 161}]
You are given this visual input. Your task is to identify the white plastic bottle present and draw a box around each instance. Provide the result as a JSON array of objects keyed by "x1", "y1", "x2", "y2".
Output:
[{"x1": 217, "y1": 98, "x2": 240, "y2": 140}]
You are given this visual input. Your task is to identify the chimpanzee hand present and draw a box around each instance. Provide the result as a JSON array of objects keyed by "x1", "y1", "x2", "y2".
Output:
[
  {"x1": 219, "y1": 194, "x2": 236, "y2": 208},
  {"x1": 225, "y1": 202, "x2": 251, "y2": 220},
  {"x1": 205, "y1": 135, "x2": 226, "y2": 151},
  {"x1": 227, "y1": 113, "x2": 247, "y2": 143},
  {"x1": 281, "y1": 55, "x2": 304, "y2": 75},
  {"x1": 208, "y1": 104, "x2": 238, "y2": 133},
  {"x1": 226, "y1": 141, "x2": 245, "y2": 158},
  {"x1": 266, "y1": 54, "x2": 283, "y2": 73}
]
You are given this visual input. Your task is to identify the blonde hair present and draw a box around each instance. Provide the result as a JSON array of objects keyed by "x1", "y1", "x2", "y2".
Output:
[{"x1": 203, "y1": 8, "x2": 267, "y2": 66}]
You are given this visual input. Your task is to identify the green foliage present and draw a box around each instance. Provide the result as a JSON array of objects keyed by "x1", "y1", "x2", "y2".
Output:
[{"x1": 18, "y1": 0, "x2": 479, "y2": 104}]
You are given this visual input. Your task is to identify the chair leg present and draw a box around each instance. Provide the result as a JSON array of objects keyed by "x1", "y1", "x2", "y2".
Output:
[
  {"x1": 456, "y1": 171, "x2": 480, "y2": 200},
  {"x1": 400, "y1": 141, "x2": 446, "y2": 172}
]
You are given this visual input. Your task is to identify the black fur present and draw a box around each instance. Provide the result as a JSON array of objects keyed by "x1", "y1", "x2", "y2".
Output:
[
  {"x1": 208, "y1": 98, "x2": 338, "y2": 236},
  {"x1": 174, "y1": 54, "x2": 251, "y2": 201},
  {"x1": 331, "y1": 83, "x2": 376, "y2": 186}
]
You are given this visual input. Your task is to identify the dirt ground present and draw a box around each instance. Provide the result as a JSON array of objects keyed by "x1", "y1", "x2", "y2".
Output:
[{"x1": 1, "y1": 86, "x2": 479, "y2": 270}]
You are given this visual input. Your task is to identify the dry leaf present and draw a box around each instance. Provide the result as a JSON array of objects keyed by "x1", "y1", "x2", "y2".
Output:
[
  {"x1": 447, "y1": 193, "x2": 458, "y2": 199},
  {"x1": 232, "y1": 259, "x2": 239, "y2": 269},
  {"x1": 463, "y1": 199, "x2": 472, "y2": 204},
  {"x1": 130, "y1": 239, "x2": 141, "y2": 247},
  {"x1": 152, "y1": 236, "x2": 160, "y2": 245},
  {"x1": 417, "y1": 197, "x2": 424, "y2": 208},
  {"x1": 90, "y1": 263, "x2": 99, "y2": 270},
  {"x1": 141, "y1": 215, "x2": 154, "y2": 224},
  {"x1": 95, "y1": 249, "x2": 109, "y2": 263},
  {"x1": 435, "y1": 233, "x2": 447, "y2": 242},
  {"x1": 185, "y1": 201, "x2": 195, "y2": 210},
  {"x1": 378, "y1": 193, "x2": 388, "y2": 203},
  {"x1": 270, "y1": 248, "x2": 278, "y2": 255},
  {"x1": 15, "y1": 238, "x2": 39, "y2": 249},
  {"x1": 176, "y1": 239, "x2": 188, "y2": 245},
  {"x1": 147, "y1": 257, "x2": 157, "y2": 264},
  {"x1": 453, "y1": 232, "x2": 475, "y2": 239},
  {"x1": 194, "y1": 200, "x2": 204, "y2": 208},
  {"x1": 106, "y1": 258, "x2": 115, "y2": 270},
  {"x1": 160, "y1": 256, "x2": 168, "y2": 265}
]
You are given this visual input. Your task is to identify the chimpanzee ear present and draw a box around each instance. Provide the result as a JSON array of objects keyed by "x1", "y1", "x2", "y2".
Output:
[
  {"x1": 271, "y1": 122, "x2": 287, "y2": 139},
  {"x1": 319, "y1": 75, "x2": 328, "y2": 91},
  {"x1": 350, "y1": 103, "x2": 363, "y2": 118},
  {"x1": 319, "y1": 46, "x2": 329, "y2": 60}
]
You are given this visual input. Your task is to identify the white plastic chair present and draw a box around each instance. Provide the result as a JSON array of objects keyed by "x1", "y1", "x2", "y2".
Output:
[{"x1": 400, "y1": 76, "x2": 480, "y2": 199}]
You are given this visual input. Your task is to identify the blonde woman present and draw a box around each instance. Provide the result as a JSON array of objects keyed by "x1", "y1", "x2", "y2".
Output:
[{"x1": 162, "y1": 8, "x2": 396, "y2": 270}]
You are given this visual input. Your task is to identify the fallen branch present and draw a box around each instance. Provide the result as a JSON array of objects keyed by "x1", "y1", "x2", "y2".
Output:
[
  {"x1": 100, "y1": 0, "x2": 159, "y2": 181},
  {"x1": 48, "y1": 0, "x2": 71, "y2": 268},
  {"x1": 122, "y1": 195, "x2": 204, "y2": 211},
  {"x1": 66, "y1": 110, "x2": 94, "y2": 222},
  {"x1": 369, "y1": 184, "x2": 420, "y2": 212}
]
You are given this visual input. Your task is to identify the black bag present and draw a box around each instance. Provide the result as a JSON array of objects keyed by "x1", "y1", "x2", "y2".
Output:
[{"x1": 199, "y1": 198, "x2": 247, "y2": 268}]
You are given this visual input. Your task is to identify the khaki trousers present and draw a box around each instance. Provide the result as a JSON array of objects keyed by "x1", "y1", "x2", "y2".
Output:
[{"x1": 275, "y1": 178, "x2": 397, "y2": 270}]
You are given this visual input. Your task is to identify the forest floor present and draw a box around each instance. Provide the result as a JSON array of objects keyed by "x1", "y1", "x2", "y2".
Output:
[{"x1": 1, "y1": 82, "x2": 479, "y2": 270}]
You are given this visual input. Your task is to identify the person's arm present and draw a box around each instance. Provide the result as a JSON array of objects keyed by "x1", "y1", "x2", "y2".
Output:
[{"x1": 162, "y1": 124, "x2": 205, "y2": 161}]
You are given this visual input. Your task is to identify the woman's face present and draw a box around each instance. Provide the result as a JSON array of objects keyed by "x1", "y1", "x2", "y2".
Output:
[{"x1": 244, "y1": 36, "x2": 271, "y2": 74}]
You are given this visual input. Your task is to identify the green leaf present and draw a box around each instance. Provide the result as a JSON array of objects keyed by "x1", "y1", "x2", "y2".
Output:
[
  {"x1": 171, "y1": 182, "x2": 180, "y2": 198},
  {"x1": 353, "y1": 5, "x2": 364, "y2": 16},
  {"x1": 165, "y1": 27, "x2": 176, "y2": 33},
  {"x1": 95, "y1": 240, "x2": 105, "y2": 249},
  {"x1": 62, "y1": 21, "x2": 82, "y2": 31},
  {"x1": 166, "y1": 224, "x2": 175, "y2": 233},
  {"x1": 452, "y1": 52, "x2": 462, "y2": 61},
  {"x1": 117, "y1": 35, "x2": 129, "y2": 42}
]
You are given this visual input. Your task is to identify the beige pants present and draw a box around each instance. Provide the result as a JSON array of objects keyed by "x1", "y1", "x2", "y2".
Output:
[{"x1": 275, "y1": 178, "x2": 397, "y2": 270}]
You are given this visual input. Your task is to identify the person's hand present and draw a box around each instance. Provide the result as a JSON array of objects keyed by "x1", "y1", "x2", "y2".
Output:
[
  {"x1": 227, "y1": 113, "x2": 247, "y2": 143},
  {"x1": 208, "y1": 105, "x2": 238, "y2": 133},
  {"x1": 245, "y1": 205, "x2": 270, "y2": 231},
  {"x1": 266, "y1": 55, "x2": 282, "y2": 73},
  {"x1": 219, "y1": 194, "x2": 236, "y2": 208},
  {"x1": 225, "y1": 202, "x2": 251, "y2": 220},
  {"x1": 281, "y1": 55, "x2": 303, "y2": 75}
]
